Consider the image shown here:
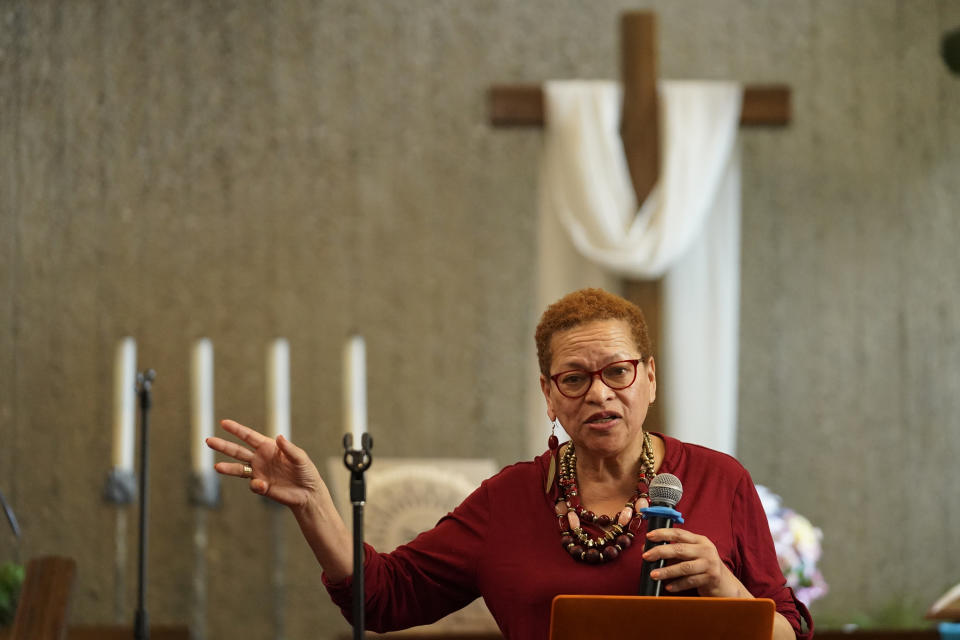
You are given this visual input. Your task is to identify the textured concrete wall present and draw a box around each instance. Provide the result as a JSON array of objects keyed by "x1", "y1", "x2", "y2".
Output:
[
  {"x1": 1, "y1": 1, "x2": 958, "y2": 637},
  {"x1": 734, "y1": 1, "x2": 960, "y2": 628}
]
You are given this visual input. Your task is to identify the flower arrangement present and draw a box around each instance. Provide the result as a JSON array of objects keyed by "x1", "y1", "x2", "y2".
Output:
[{"x1": 756, "y1": 485, "x2": 828, "y2": 607}]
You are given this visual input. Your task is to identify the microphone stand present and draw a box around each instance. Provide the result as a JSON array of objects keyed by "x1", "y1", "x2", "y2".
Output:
[
  {"x1": 134, "y1": 370, "x2": 155, "y2": 640},
  {"x1": 342, "y1": 433, "x2": 373, "y2": 640}
]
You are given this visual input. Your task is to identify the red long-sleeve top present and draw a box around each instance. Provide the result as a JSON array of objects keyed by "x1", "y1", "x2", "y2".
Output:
[{"x1": 324, "y1": 433, "x2": 813, "y2": 639}]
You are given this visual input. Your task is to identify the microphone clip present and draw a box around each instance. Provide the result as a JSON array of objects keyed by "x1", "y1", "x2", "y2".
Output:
[
  {"x1": 640, "y1": 505, "x2": 684, "y2": 524},
  {"x1": 342, "y1": 433, "x2": 373, "y2": 505}
]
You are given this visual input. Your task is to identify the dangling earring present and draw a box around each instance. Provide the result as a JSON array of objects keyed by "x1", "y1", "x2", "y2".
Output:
[{"x1": 548, "y1": 418, "x2": 560, "y2": 452}]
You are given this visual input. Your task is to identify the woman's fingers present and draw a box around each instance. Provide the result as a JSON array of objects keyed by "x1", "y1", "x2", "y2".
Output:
[
  {"x1": 647, "y1": 541, "x2": 697, "y2": 562},
  {"x1": 214, "y1": 461, "x2": 254, "y2": 478},
  {"x1": 659, "y1": 567, "x2": 709, "y2": 592},
  {"x1": 644, "y1": 530, "x2": 713, "y2": 566},
  {"x1": 220, "y1": 419, "x2": 269, "y2": 448},
  {"x1": 645, "y1": 527, "x2": 699, "y2": 546},
  {"x1": 205, "y1": 436, "x2": 254, "y2": 462},
  {"x1": 649, "y1": 556, "x2": 707, "y2": 579},
  {"x1": 275, "y1": 434, "x2": 308, "y2": 465}
]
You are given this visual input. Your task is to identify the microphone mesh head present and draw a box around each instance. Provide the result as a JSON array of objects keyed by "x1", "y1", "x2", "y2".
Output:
[{"x1": 649, "y1": 473, "x2": 683, "y2": 507}]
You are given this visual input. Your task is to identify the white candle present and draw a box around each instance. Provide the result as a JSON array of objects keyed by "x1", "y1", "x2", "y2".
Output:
[
  {"x1": 267, "y1": 338, "x2": 291, "y2": 441},
  {"x1": 343, "y1": 335, "x2": 367, "y2": 446},
  {"x1": 191, "y1": 338, "x2": 214, "y2": 474},
  {"x1": 112, "y1": 337, "x2": 137, "y2": 472}
]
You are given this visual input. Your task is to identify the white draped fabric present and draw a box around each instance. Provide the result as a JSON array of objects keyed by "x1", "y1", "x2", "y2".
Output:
[{"x1": 527, "y1": 80, "x2": 743, "y2": 457}]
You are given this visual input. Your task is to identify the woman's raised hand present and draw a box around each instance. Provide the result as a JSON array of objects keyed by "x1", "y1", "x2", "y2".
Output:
[
  {"x1": 206, "y1": 419, "x2": 354, "y2": 581},
  {"x1": 206, "y1": 419, "x2": 325, "y2": 509}
]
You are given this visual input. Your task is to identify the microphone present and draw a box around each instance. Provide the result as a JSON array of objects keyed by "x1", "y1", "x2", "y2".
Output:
[{"x1": 638, "y1": 473, "x2": 684, "y2": 596}]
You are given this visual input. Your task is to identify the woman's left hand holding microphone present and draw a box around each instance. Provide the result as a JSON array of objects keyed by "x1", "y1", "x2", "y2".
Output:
[
  {"x1": 643, "y1": 527, "x2": 750, "y2": 598},
  {"x1": 644, "y1": 528, "x2": 796, "y2": 639}
]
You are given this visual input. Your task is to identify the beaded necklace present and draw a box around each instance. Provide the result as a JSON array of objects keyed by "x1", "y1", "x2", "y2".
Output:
[{"x1": 554, "y1": 432, "x2": 656, "y2": 564}]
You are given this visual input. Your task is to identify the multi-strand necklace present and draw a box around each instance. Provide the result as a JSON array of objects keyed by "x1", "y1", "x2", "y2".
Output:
[{"x1": 554, "y1": 432, "x2": 656, "y2": 564}]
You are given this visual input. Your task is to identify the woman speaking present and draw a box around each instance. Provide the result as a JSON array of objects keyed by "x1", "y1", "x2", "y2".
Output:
[{"x1": 206, "y1": 288, "x2": 813, "y2": 639}]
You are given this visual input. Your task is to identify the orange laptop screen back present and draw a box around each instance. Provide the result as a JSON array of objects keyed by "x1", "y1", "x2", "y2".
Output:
[{"x1": 549, "y1": 595, "x2": 775, "y2": 640}]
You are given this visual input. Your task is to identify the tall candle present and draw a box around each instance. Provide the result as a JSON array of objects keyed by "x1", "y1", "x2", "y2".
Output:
[
  {"x1": 267, "y1": 338, "x2": 291, "y2": 441},
  {"x1": 191, "y1": 338, "x2": 214, "y2": 474},
  {"x1": 342, "y1": 335, "x2": 367, "y2": 446},
  {"x1": 112, "y1": 337, "x2": 137, "y2": 472}
]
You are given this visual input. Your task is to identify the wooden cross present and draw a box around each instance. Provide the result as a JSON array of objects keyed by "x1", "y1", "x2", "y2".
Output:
[{"x1": 489, "y1": 12, "x2": 791, "y2": 431}]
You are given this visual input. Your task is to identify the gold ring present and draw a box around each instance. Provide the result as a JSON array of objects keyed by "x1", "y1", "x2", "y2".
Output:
[{"x1": 242, "y1": 464, "x2": 253, "y2": 478}]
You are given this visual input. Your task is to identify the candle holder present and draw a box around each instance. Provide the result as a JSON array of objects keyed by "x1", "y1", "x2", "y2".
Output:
[
  {"x1": 189, "y1": 470, "x2": 218, "y2": 640},
  {"x1": 189, "y1": 470, "x2": 221, "y2": 508},
  {"x1": 103, "y1": 467, "x2": 137, "y2": 504},
  {"x1": 104, "y1": 467, "x2": 136, "y2": 623}
]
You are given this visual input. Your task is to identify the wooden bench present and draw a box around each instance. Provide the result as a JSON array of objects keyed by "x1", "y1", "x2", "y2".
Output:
[{"x1": 9, "y1": 555, "x2": 76, "y2": 640}]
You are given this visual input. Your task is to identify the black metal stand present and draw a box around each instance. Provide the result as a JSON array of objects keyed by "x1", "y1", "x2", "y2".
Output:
[
  {"x1": 133, "y1": 370, "x2": 155, "y2": 640},
  {"x1": 342, "y1": 432, "x2": 373, "y2": 640}
]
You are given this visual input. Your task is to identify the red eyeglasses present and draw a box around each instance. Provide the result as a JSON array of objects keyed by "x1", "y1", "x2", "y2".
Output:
[{"x1": 549, "y1": 359, "x2": 642, "y2": 399}]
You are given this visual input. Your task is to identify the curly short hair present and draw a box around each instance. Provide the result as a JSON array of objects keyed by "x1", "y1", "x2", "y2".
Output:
[{"x1": 535, "y1": 288, "x2": 652, "y2": 377}]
